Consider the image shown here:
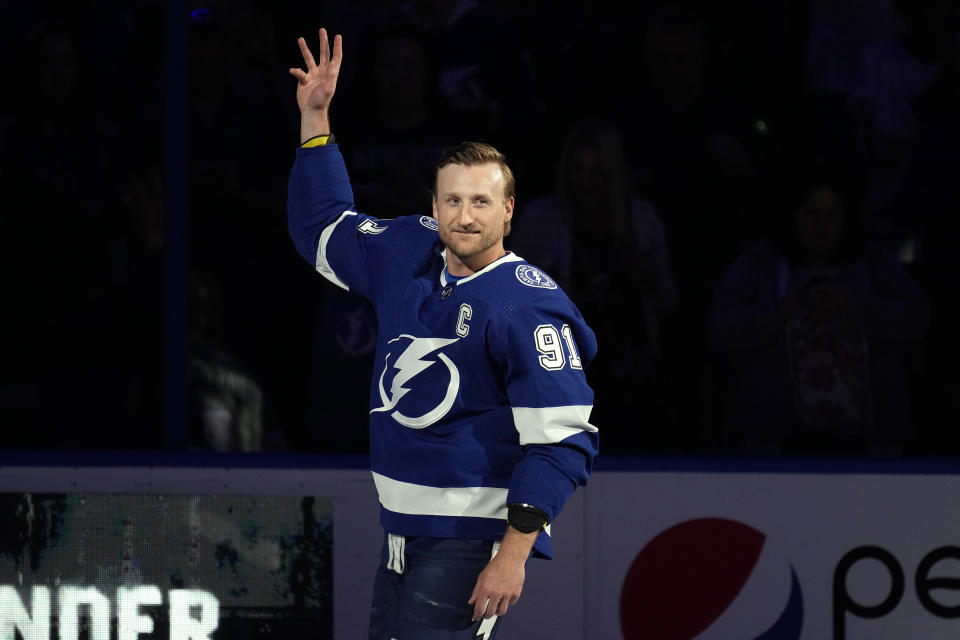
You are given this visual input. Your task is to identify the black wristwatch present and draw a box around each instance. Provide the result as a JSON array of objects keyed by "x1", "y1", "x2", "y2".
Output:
[{"x1": 507, "y1": 503, "x2": 549, "y2": 534}]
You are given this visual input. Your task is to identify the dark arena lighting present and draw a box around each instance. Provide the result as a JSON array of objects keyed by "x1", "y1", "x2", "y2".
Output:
[{"x1": 191, "y1": 7, "x2": 211, "y2": 23}]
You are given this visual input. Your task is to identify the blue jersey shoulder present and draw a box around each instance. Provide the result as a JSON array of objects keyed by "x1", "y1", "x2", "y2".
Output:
[
  {"x1": 471, "y1": 257, "x2": 597, "y2": 363},
  {"x1": 481, "y1": 258, "x2": 580, "y2": 319},
  {"x1": 352, "y1": 212, "x2": 438, "y2": 239}
]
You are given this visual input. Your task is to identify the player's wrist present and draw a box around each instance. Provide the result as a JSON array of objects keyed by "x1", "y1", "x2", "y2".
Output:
[
  {"x1": 300, "y1": 110, "x2": 331, "y2": 143},
  {"x1": 506, "y1": 503, "x2": 549, "y2": 534},
  {"x1": 300, "y1": 133, "x2": 335, "y2": 148}
]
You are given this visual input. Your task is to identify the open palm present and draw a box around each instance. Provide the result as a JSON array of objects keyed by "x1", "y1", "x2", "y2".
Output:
[{"x1": 288, "y1": 28, "x2": 342, "y2": 113}]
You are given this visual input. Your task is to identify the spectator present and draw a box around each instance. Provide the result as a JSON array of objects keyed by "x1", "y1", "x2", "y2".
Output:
[
  {"x1": 611, "y1": 4, "x2": 768, "y2": 449},
  {"x1": 490, "y1": 0, "x2": 652, "y2": 195},
  {"x1": 511, "y1": 121, "x2": 677, "y2": 451},
  {"x1": 188, "y1": 6, "x2": 323, "y2": 448},
  {"x1": 187, "y1": 271, "x2": 278, "y2": 452},
  {"x1": 848, "y1": 0, "x2": 959, "y2": 227},
  {"x1": 385, "y1": 0, "x2": 541, "y2": 164},
  {"x1": 0, "y1": 19, "x2": 158, "y2": 448},
  {"x1": 805, "y1": 0, "x2": 900, "y2": 98},
  {"x1": 802, "y1": 0, "x2": 900, "y2": 173},
  {"x1": 337, "y1": 22, "x2": 460, "y2": 218},
  {"x1": 6, "y1": 21, "x2": 118, "y2": 215},
  {"x1": 709, "y1": 169, "x2": 929, "y2": 457}
]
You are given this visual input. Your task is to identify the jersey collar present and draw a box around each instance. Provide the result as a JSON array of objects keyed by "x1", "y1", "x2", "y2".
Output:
[{"x1": 439, "y1": 249, "x2": 523, "y2": 287}]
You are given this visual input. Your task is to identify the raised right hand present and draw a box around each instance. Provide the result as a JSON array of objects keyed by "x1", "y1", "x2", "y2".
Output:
[{"x1": 289, "y1": 28, "x2": 342, "y2": 114}]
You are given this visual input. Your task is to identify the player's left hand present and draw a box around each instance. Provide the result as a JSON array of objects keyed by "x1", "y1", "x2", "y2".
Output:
[
  {"x1": 288, "y1": 27, "x2": 342, "y2": 114},
  {"x1": 468, "y1": 553, "x2": 525, "y2": 620}
]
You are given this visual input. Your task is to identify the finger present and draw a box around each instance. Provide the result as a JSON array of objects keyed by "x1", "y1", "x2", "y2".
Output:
[
  {"x1": 486, "y1": 597, "x2": 503, "y2": 619},
  {"x1": 473, "y1": 596, "x2": 489, "y2": 621},
  {"x1": 318, "y1": 27, "x2": 329, "y2": 64},
  {"x1": 495, "y1": 598, "x2": 509, "y2": 616},
  {"x1": 297, "y1": 37, "x2": 316, "y2": 70},
  {"x1": 330, "y1": 33, "x2": 343, "y2": 72},
  {"x1": 467, "y1": 579, "x2": 481, "y2": 607},
  {"x1": 288, "y1": 68, "x2": 307, "y2": 82}
]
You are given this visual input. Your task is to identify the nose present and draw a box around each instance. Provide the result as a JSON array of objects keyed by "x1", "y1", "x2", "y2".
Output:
[{"x1": 457, "y1": 205, "x2": 475, "y2": 227}]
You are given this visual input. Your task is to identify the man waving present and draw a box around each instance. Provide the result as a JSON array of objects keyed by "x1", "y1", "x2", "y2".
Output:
[{"x1": 288, "y1": 28, "x2": 599, "y2": 639}]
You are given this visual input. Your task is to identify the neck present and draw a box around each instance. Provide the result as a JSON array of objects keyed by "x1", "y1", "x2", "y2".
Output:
[{"x1": 446, "y1": 245, "x2": 507, "y2": 277}]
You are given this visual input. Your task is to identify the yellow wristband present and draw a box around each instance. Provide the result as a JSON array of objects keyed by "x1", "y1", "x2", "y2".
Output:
[{"x1": 301, "y1": 133, "x2": 334, "y2": 148}]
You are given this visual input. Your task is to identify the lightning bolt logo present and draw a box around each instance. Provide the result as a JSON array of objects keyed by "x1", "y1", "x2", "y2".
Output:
[
  {"x1": 515, "y1": 265, "x2": 557, "y2": 289},
  {"x1": 371, "y1": 334, "x2": 461, "y2": 428}
]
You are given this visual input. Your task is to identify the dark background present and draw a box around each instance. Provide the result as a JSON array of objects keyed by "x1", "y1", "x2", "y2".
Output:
[{"x1": 0, "y1": 0, "x2": 957, "y2": 458}]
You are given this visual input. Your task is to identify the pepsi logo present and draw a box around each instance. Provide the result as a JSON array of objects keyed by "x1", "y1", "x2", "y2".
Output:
[{"x1": 620, "y1": 518, "x2": 803, "y2": 639}]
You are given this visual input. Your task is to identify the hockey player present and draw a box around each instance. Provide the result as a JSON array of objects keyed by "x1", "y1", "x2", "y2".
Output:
[{"x1": 287, "y1": 28, "x2": 599, "y2": 638}]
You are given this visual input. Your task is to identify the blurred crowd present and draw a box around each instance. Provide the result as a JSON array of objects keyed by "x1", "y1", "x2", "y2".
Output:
[{"x1": 0, "y1": 0, "x2": 957, "y2": 458}]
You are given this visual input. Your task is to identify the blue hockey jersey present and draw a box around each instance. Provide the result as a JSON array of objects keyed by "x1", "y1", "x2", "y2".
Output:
[{"x1": 288, "y1": 144, "x2": 598, "y2": 558}]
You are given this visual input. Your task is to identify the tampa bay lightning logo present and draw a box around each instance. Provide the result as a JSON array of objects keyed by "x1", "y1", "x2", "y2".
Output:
[
  {"x1": 420, "y1": 216, "x2": 439, "y2": 231},
  {"x1": 515, "y1": 265, "x2": 557, "y2": 289},
  {"x1": 371, "y1": 334, "x2": 460, "y2": 428}
]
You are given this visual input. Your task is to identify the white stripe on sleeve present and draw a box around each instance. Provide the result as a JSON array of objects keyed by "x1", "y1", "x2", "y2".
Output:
[
  {"x1": 314, "y1": 210, "x2": 356, "y2": 290},
  {"x1": 371, "y1": 472, "x2": 508, "y2": 520},
  {"x1": 511, "y1": 405, "x2": 597, "y2": 446}
]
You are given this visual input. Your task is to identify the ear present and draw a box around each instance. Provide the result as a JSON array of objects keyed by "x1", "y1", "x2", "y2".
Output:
[
  {"x1": 432, "y1": 196, "x2": 439, "y2": 220},
  {"x1": 504, "y1": 196, "x2": 514, "y2": 223}
]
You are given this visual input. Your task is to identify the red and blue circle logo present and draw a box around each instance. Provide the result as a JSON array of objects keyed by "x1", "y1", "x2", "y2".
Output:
[{"x1": 621, "y1": 518, "x2": 803, "y2": 639}]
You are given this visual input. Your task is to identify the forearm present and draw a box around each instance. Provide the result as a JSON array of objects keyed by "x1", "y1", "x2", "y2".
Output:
[
  {"x1": 301, "y1": 109, "x2": 331, "y2": 144},
  {"x1": 497, "y1": 525, "x2": 538, "y2": 564},
  {"x1": 507, "y1": 439, "x2": 594, "y2": 522},
  {"x1": 287, "y1": 144, "x2": 356, "y2": 265}
]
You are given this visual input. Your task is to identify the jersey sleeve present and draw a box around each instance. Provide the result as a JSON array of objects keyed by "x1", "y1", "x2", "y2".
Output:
[
  {"x1": 287, "y1": 144, "x2": 431, "y2": 299},
  {"x1": 490, "y1": 292, "x2": 599, "y2": 523}
]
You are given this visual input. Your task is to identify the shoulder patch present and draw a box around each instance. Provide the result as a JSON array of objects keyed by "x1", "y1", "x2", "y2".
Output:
[
  {"x1": 358, "y1": 219, "x2": 387, "y2": 235},
  {"x1": 419, "y1": 216, "x2": 439, "y2": 231},
  {"x1": 515, "y1": 265, "x2": 557, "y2": 290}
]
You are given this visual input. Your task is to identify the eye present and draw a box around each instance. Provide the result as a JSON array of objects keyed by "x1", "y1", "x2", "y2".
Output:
[
  {"x1": 474, "y1": 198, "x2": 488, "y2": 206},
  {"x1": 447, "y1": 196, "x2": 460, "y2": 205}
]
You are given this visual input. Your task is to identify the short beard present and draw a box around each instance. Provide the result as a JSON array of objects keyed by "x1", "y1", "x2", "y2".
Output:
[{"x1": 439, "y1": 223, "x2": 503, "y2": 264}]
